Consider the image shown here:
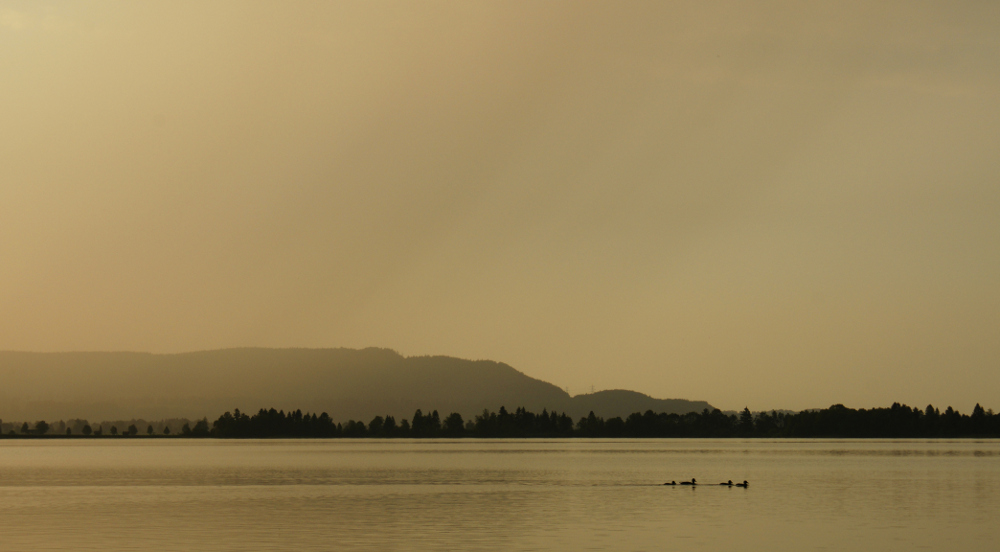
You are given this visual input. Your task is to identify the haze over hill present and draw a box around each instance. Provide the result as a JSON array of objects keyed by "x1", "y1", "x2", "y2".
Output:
[{"x1": 0, "y1": 348, "x2": 711, "y2": 423}]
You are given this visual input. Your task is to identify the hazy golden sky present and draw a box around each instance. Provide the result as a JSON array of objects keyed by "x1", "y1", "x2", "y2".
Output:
[{"x1": 2, "y1": 2, "x2": 998, "y2": 411}]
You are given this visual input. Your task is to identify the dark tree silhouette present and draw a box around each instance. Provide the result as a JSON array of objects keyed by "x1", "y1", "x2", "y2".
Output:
[
  {"x1": 410, "y1": 410, "x2": 425, "y2": 436},
  {"x1": 343, "y1": 419, "x2": 367, "y2": 437},
  {"x1": 34, "y1": 421, "x2": 49, "y2": 435},
  {"x1": 110, "y1": 426, "x2": 118, "y2": 436},
  {"x1": 971, "y1": 403, "x2": 987, "y2": 434},
  {"x1": 739, "y1": 407, "x2": 754, "y2": 435},
  {"x1": 368, "y1": 416, "x2": 384, "y2": 436},
  {"x1": 383, "y1": 415, "x2": 397, "y2": 436},
  {"x1": 147, "y1": 425, "x2": 154, "y2": 435},
  {"x1": 444, "y1": 412, "x2": 465, "y2": 436},
  {"x1": 82, "y1": 424, "x2": 92, "y2": 436},
  {"x1": 191, "y1": 419, "x2": 210, "y2": 436},
  {"x1": 411, "y1": 409, "x2": 442, "y2": 437},
  {"x1": 163, "y1": 426, "x2": 171, "y2": 435},
  {"x1": 20, "y1": 422, "x2": 29, "y2": 434},
  {"x1": 164, "y1": 402, "x2": 1000, "y2": 439},
  {"x1": 605, "y1": 416, "x2": 626, "y2": 437},
  {"x1": 577, "y1": 411, "x2": 603, "y2": 437},
  {"x1": 127, "y1": 424, "x2": 138, "y2": 436}
]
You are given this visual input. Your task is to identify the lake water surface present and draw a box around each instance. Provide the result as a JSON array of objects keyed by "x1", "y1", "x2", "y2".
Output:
[{"x1": 1, "y1": 439, "x2": 997, "y2": 551}]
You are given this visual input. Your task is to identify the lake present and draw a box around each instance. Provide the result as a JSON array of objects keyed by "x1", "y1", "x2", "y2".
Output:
[{"x1": 0, "y1": 439, "x2": 997, "y2": 551}]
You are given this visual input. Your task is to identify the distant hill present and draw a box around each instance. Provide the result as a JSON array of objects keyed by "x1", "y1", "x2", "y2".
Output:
[
  {"x1": 568, "y1": 389, "x2": 711, "y2": 420},
  {"x1": 0, "y1": 348, "x2": 712, "y2": 423}
]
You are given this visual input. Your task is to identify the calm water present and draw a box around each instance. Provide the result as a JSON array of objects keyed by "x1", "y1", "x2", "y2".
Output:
[{"x1": 1, "y1": 439, "x2": 998, "y2": 551}]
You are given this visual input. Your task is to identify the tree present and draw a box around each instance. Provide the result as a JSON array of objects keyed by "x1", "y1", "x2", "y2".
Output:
[
  {"x1": 82, "y1": 424, "x2": 92, "y2": 436},
  {"x1": 739, "y1": 408, "x2": 754, "y2": 435},
  {"x1": 343, "y1": 420, "x2": 367, "y2": 437},
  {"x1": 147, "y1": 425, "x2": 154, "y2": 435},
  {"x1": 127, "y1": 424, "x2": 138, "y2": 436},
  {"x1": 411, "y1": 409, "x2": 425, "y2": 436},
  {"x1": 972, "y1": 403, "x2": 987, "y2": 434},
  {"x1": 181, "y1": 423, "x2": 191, "y2": 436},
  {"x1": 429, "y1": 410, "x2": 442, "y2": 436},
  {"x1": 444, "y1": 412, "x2": 465, "y2": 436},
  {"x1": 383, "y1": 415, "x2": 397, "y2": 436},
  {"x1": 110, "y1": 426, "x2": 118, "y2": 436},
  {"x1": 577, "y1": 411, "x2": 603, "y2": 437},
  {"x1": 163, "y1": 426, "x2": 171, "y2": 435},
  {"x1": 34, "y1": 421, "x2": 50, "y2": 435},
  {"x1": 192, "y1": 418, "x2": 210, "y2": 437},
  {"x1": 66, "y1": 428, "x2": 72, "y2": 435},
  {"x1": 20, "y1": 422, "x2": 29, "y2": 434},
  {"x1": 368, "y1": 416, "x2": 385, "y2": 436},
  {"x1": 604, "y1": 416, "x2": 626, "y2": 437}
]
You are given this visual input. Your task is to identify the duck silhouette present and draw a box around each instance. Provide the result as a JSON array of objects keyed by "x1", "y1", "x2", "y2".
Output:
[
  {"x1": 679, "y1": 478, "x2": 697, "y2": 485},
  {"x1": 719, "y1": 480, "x2": 733, "y2": 486},
  {"x1": 735, "y1": 480, "x2": 749, "y2": 488},
  {"x1": 663, "y1": 481, "x2": 677, "y2": 486}
]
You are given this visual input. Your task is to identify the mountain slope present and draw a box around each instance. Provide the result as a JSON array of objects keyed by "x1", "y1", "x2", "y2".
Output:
[{"x1": 0, "y1": 348, "x2": 712, "y2": 422}]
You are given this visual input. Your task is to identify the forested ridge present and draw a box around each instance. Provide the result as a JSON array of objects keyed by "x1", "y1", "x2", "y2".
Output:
[
  {"x1": 207, "y1": 402, "x2": 1000, "y2": 438},
  {"x1": 4, "y1": 402, "x2": 997, "y2": 438}
]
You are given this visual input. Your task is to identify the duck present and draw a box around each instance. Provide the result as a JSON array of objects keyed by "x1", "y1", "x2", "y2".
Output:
[
  {"x1": 663, "y1": 481, "x2": 677, "y2": 486},
  {"x1": 719, "y1": 480, "x2": 733, "y2": 486},
  {"x1": 735, "y1": 480, "x2": 749, "y2": 488},
  {"x1": 679, "y1": 478, "x2": 697, "y2": 485}
]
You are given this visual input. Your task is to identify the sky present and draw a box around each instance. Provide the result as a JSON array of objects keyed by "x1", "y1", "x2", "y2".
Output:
[{"x1": 1, "y1": 1, "x2": 998, "y2": 412}]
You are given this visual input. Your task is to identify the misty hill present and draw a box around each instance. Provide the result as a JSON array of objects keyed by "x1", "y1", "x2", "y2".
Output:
[
  {"x1": 568, "y1": 389, "x2": 715, "y2": 421},
  {"x1": 0, "y1": 348, "x2": 712, "y2": 423}
]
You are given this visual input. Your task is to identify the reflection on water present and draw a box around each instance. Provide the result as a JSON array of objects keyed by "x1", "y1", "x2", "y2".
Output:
[{"x1": 1, "y1": 439, "x2": 998, "y2": 551}]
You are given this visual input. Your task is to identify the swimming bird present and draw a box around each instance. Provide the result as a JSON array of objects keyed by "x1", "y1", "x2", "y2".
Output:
[
  {"x1": 719, "y1": 480, "x2": 733, "y2": 486},
  {"x1": 679, "y1": 478, "x2": 697, "y2": 485},
  {"x1": 735, "y1": 480, "x2": 749, "y2": 488},
  {"x1": 663, "y1": 481, "x2": 677, "y2": 486}
]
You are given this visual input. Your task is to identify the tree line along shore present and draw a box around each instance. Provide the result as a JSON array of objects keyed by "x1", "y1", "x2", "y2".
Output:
[{"x1": 2, "y1": 402, "x2": 998, "y2": 439}]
